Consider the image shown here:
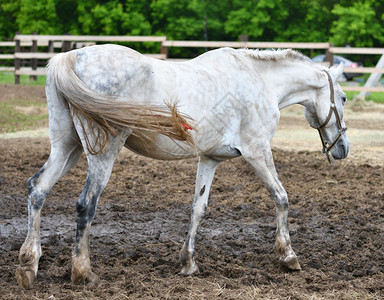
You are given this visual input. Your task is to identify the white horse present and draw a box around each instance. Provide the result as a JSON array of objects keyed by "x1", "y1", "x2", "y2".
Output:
[{"x1": 16, "y1": 44, "x2": 349, "y2": 289}]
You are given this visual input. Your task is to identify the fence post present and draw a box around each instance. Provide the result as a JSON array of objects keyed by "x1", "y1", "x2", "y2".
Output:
[
  {"x1": 48, "y1": 40, "x2": 54, "y2": 53},
  {"x1": 160, "y1": 37, "x2": 168, "y2": 59},
  {"x1": 30, "y1": 32, "x2": 38, "y2": 81},
  {"x1": 325, "y1": 43, "x2": 334, "y2": 66},
  {"x1": 14, "y1": 33, "x2": 20, "y2": 84},
  {"x1": 61, "y1": 33, "x2": 72, "y2": 52},
  {"x1": 240, "y1": 35, "x2": 248, "y2": 42}
]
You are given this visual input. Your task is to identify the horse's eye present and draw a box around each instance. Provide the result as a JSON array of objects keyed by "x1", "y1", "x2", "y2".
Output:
[{"x1": 342, "y1": 97, "x2": 347, "y2": 103}]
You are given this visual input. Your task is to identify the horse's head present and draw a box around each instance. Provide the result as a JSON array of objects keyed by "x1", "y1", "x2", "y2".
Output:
[{"x1": 304, "y1": 63, "x2": 349, "y2": 162}]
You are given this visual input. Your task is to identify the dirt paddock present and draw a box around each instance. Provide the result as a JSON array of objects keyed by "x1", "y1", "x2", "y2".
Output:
[{"x1": 0, "y1": 85, "x2": 384, "y2": 299}]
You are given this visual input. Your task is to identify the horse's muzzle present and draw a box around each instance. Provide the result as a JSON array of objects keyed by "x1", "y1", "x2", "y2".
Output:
[{"x1": 330, "y1": 135, "x2": 349, "y2": 160}]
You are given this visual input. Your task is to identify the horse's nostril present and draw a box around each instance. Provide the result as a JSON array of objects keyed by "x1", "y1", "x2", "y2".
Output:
[
  {"x1": 338, "y1": 140, "x2": 349, "y2": 158},
  {"x1": 344, "y1": 143, "x2": 349, "y2": 157}
]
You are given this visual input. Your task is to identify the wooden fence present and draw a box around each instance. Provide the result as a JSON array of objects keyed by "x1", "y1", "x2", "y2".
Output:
[
  {"x1": 0, "y1": 41, "x2": 16, "y2": 71},
  {"x1": 328, "y1": 47, "x2": 384, "y2": 93},
  {"x1": 0, "y1": 35, "x2": 383, "y2": 92}
]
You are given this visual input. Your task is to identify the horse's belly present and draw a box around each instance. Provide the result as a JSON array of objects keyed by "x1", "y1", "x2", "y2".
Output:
[{"x1": 124, "y1": 134, "x2": 196, "y2": 160}]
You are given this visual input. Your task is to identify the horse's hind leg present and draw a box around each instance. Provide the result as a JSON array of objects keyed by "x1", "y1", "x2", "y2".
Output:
[
  {"x1": 16, "y1": 135, "x2": 83, "y2": 289},
  {"x1": 70, "y1": 127, "x2": 128, "y2": 285},
  {"x1": 241, "y1": 142, "x2": 301, "y2": 271},
  {"x1": 16, "y1": 79, "x2": 83, "y2": 289},
  {"x1": 180, "y1": 156, "x2": 219, "y2": 275}
]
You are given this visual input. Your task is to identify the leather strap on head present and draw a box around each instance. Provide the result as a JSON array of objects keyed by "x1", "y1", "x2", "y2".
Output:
[
  {"x1": 317, "y1": 71, "x2": 335, "y2": 129},
  {"x1": 313, "y1": 70, "x2": 347, "y2": 163}
]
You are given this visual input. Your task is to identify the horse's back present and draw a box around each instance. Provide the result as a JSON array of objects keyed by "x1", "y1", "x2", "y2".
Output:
[{"x1": 73, "y1": 44, "x2": 157, "y2": 97}]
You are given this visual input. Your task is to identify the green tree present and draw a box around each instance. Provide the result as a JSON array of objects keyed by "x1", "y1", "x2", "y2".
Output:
[
  {"x1": 331, "y1": 0, "x2": 384, "y2": 47},
  {"x1": 151, "y1": 0, "x2": 231, "y2": 56},
  {"x1": 0, "y1": 0, "x2": 20, "y2": 39},
  {"x1": 152, "y1": 0, "x2": 207, "y2": 40},
  {"x1": 274, "y1": 0, "x2": 336, "y2": 43},
  {"x1": 56, "y1": 0, "x2": 80, "y2": 34},
  {"x1": 75, "y1": 0, "x2": 152, "y2": 36},
  {"x1": 16, "y1": 0, "x2": 59, "y2": 34},
  {"x1": 224, "y1": 0, "x2": 288, "y2": 41}
]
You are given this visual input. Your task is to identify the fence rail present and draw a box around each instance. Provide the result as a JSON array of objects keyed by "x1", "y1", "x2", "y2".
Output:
[
  {"x1": 14, "y1": 34, "x2": 167, "y2": 43},
  {"x1": 341, "y1": 86, "x2": 384, "y2": 92},
  {"x1": 15, "y1": 67, "x2": 46, "y2": 76},
  {"x1": 330, "y1": 47, "x2": 384, "y2": 55},
  {"x1": 344, "y1": 67, "x2": 384, "y2": 73},
  {"x1": 0, "y1": 35, "x2": 383, "y2": 92},
  {"x1": 161, "y1": 40, "x2": 331, "y2": 49}
]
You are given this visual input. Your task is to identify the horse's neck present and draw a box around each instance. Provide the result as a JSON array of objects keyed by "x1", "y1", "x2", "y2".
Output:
[{"x1": 260, "y1": 61, "x2": 325, "y2": 111}]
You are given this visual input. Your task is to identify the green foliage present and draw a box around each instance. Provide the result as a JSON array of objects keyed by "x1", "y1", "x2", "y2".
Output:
[
  {"x1": 273, "y1": 0, "x2": 335, "y2": 42},
  {"x1": 225, "y1": 0, "x2": 287, "y2": 40},
  {"x1": 0, "y1": 0, "x2": 20, "y2": 39},
  {"x1": 75, "y1": 0, "x2": 151, "y2": 36},
  {"x1": 331, "y1": 1, "x2": 384, "y2": 47},
  {"x1": 17, "y1": 0, "x2": 59, "y2": 34},
  {"x1": 151, "y1": 0, "x2": 231, "y2": 56},
  {"x1": 1, "y1": 0, "x2": 384, "y2": 50},
  {"x1": 152, "y1": 0, "x2": 212, "y2": 40}
]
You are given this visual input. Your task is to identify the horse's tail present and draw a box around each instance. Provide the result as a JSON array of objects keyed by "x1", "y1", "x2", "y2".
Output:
[{"x1": 46, "y1": 51, "x2": 194, "y2": 155}]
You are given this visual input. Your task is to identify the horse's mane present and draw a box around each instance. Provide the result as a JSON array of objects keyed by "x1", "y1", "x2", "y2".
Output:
[{"x1": 242, "y1": 48, "x2": 313, "y2": 64}]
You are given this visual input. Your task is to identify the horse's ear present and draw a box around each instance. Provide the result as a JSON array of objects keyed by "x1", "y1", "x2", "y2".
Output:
[{"x1": 329, "y1": 62, "x2": 344, "y2": 81}]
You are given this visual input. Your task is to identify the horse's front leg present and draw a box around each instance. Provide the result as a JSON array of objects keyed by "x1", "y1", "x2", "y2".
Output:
[
  {"x1": 241, "y1": 142, "x2": 301, "y2": 271},
  {"x1": 270, "y1": 184, "x2": 301, "y2": 270},
  {"x1": 180, "y1": 156, "x2": 219, "y2": 275}
]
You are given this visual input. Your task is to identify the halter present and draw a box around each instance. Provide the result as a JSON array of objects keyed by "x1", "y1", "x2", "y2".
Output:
[{"x1": 312, "y1": 70, "x2": 347, "y2": 163}]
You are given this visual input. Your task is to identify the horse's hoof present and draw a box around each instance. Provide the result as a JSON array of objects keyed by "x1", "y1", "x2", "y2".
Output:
[
  {"x1": 87, "y1": 273, "x2": 100, "y2": 286},
  {"x1": 180, "y1": 261, "x2": 198, "y2": 275},
  {"x1": 15, "y1": 267, "x2": 36, "y2": 289},
  {"x1": 72, "y1": 271, "x2": 100, "y2": 286},
  {"x1": 280, "y1": 255, "x2": 301, "y2": 271}
]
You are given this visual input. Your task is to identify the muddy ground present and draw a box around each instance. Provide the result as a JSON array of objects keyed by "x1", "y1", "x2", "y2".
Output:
[{"x1": 1, "y1": 85, "x2": 384, "y2": 299}]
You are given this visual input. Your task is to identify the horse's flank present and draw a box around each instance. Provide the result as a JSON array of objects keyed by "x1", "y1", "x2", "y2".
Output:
[{"x1": 47, "y1": 51, "x2": 194, "y2": 155}]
